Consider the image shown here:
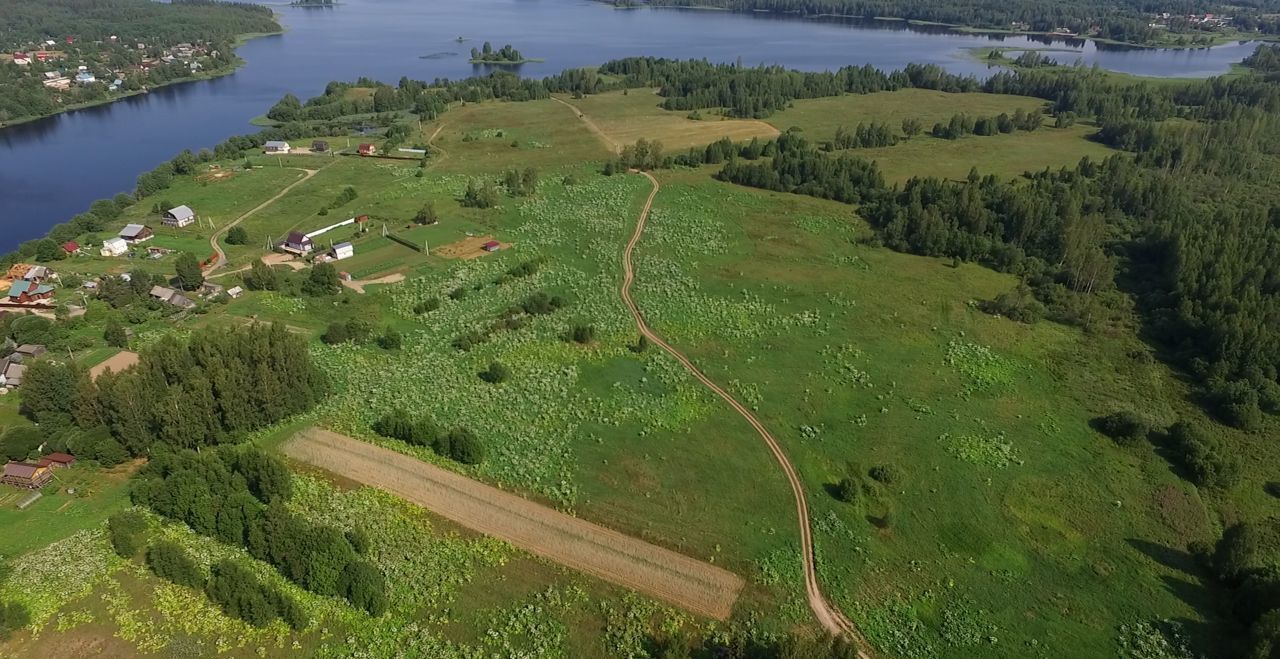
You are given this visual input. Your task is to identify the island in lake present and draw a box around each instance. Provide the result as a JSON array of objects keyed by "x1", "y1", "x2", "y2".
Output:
[{"x1": 469, "y1": 42, "x2": 542, "y2": 64}]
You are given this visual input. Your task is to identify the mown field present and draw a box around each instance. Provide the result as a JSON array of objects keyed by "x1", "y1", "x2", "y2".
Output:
[{"x1": 0, "y1": 84, "x2": 1237, "y2": 659}]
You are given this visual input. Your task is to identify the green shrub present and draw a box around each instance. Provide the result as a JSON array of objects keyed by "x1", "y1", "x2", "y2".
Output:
[
  {"x1": 376, "y1": 327, "x2": 402, "y2": 350},
  {"x1": 569, "y1": 323, "x2": 595, "y2": 344},
  {"x1": 0, "y1": 601, "x2": 30, "y2": 640},
  {"x1": 321, "y1": 323, "x2": 350, "y2": 345},
  {"x1": 868, "y1": 464, "x2": 903, "y2": 485},
  {"x1": 479, "y1": 361, "x2": 511, "y2": 384},
  {"x1": 146, "y1": 541, "x2": 205, "y2": 589},
  {"x1": 412, "y1": 298, "x2": 440, "y2": 314},
  {"x1": 1168, "y1": 421, "x2": 1242, "y2": 489},
  {"x1": 447, "y1": 428, "x2": 485, "y2": 465},
  {"x1": 1094, "y1": 410, "x2": 1151, "y2": 446},
  {"x1": 108, "y1": 510, "x2": 148, "y2": 558},
  {"x1": 225, "y1": 226, "x2": 250, "y2": 245},
  {"x1": 834, "y1": 477, "x2": 860, "y2": 503}
]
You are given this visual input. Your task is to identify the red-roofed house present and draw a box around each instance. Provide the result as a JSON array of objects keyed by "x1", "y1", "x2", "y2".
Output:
[
  {"x1": 2, "y1": 462, "x2": 52, "y2": 489},
  {"x1": 38, "y1": 453, "x2": 76, "y2": 469},
  {"x1": 62, "y1": 241, "x2": 79, "y2": 254},
  {"x1": 482, "y1": 240, "x2": 501, "y2": 252},
  {"x1": 358, "y1": 143, "x2": 377, "y2": 156}
]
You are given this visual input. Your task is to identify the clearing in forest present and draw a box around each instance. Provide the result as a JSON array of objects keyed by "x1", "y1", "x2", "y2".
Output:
[
  {"x1": 280, "y1": 428, "x2": 746, "y2": 620},
  {"x1": 560, "y1": 90, "x2": 780, "y2": 150}
]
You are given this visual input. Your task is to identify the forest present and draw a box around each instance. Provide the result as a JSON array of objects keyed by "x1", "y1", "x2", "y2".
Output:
[{"x1": 638, "y1": 0, "x2": 1280, "y2": 44}]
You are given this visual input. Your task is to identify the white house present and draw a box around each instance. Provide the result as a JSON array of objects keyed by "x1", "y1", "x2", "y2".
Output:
[
  {"x1": 100, "y1": 237, "x2": 128, "y2": 257},
  {"x1": 332, "y1": 242, "x2": 354, "y2": 260},
  {"x1": 263, "y1": 140, "x2": 291, "y2": 154},
  {"x1": 163, "y1": 205, "x2": 196, "y2": 228}
]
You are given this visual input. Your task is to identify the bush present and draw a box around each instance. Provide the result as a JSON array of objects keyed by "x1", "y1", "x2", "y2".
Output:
[
  {"x1": 103, "y1": 320, "x2": 128, "y2": 348},
  {"x1": 321, "y1": 323, "x2": 351, "y2": 345},
  {"x1": 340, "y1": 560, "x2": 388, "y2": 616},
  {"x1": 412, "y1": 298, "x2": 440, "y2": 314},
  {"x1": 979, "y1": 284, "x2": 1045, "y2": 324},
  {"x1": 1265, "y1": 482, "x2": 1280, "y2": 499},
  {"x1": 868, "y1": 464, "x2": 902, "y2": 485},
  {"x1": 0, "y1": 427, "x2": 43, "y2": 461},
  {"x1": 446, "y1": 428, "x2": 485, "y2": 465},
  {"x1": 1094, "y1": 410, "x2": 1151, "y2": 446},
  {"x1": 479, "y1": 361, "x2": 511, "y2": 384},
  {"x1": 146, "y1": 541, "x2": 205, "y2": 589},
  {"x1": 834, "y1": 477, "x2": 860, "y2": 503},
  {"x1": 1168, "y1": 421, "x2": 1242, "y2": 489},
  {"x1": 302, "y1": 263, "x2": 341, "y2": 297},
  {"x1": 630, "y1": 336, "x2": 650, "y2": 353},
  {"x1": 569, "y1": 323, "x2": 595, "y2": 344},
  {"x1": 376, "y1": 327, "x2": 402, "y2": 350},
  {"x1": 225, "y1": 226, "x2": 250, "y2": 245},
  {"x1": 345, "y1": 527, "x2": 370, "y2": 554},
  {"x1": 108, "y1": 510, "x2": 148, "y2": 558}
]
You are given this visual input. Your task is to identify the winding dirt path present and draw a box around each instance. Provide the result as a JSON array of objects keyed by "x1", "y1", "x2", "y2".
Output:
[
  {"x1": 621, "y1": 170, "x2": 872, "y2": 654},
  {"x1": 205, "y1": 166, "x2": 322, "y2": 275},
  {"x1": 551, "y1": 96, "x2": 621, "y2": 154}
]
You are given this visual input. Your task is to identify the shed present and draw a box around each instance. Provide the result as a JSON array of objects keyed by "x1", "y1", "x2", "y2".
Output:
[
  {"x1": 14, "y1": 345, "x2": 46, "y2": 359},
  {"x1": 226, "y1": 286, "x2": 244, "y2": 299},
  {"x1": 3, "y1": 362, "x2": 25, "y2": 388},
  {"x1": 119, "y1": 224, "x2": 153, "y2": 243},
  {"x1": 311, "y1": 140, "x2": 329, "y2": 152},
  {"x1": 24, "y1": 265, "x2": 48, "y2": 282},
  {"x1": 263, "y1": 140, "x2": 291, "y2": 154},
  {"x1": 482, "y1": 240, "x2": 501, "y2": 252},
  {"x1": 163, "y1": 205, "x2": 196, "y2": 228},
  {"x1": 43, "y1": 453, "x2": 76, "y2": 469},
  {"x1": 1, "y1": 462, "x2": 52, "y2": 489},
  {"x1": 100, "y1": 237, "x2": 129, "y2": 257},
  {"x1": 199, "y1": 281, "x2": 225, "y2": 297},
  {"x1": 358, "y1": 143, "x2": 377, "y2": 156},
  {"x1": 332, "y1": 242, "x2": 354, "y2": 260}
]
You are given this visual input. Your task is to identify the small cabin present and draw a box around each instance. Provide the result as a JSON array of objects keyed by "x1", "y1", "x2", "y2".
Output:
[
  {"x1": 118, "y1": 224, "x2": 153, "y2": 243},
  {"x1": 311, "y1": 140, "x2": 329, "y2": 152},
  {"x1": 163, "y1": 205, "x2": 196, "y2": 228},
  {"x1": 332, "y1": 242, "x2": 354, "y2": 261},
  {"x1": 263, "y1": 140, "x2": 291, "y2": 154},
  {"x1": 482, "y1": 240, "x2": 501, "y2": 252},
  {"x1": 357, "y1": 143, "x2": 377, "y2": 157}
]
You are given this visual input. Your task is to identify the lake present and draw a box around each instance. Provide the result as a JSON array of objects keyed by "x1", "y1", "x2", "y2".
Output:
[{"x1": 0, "y1": 0, "x2": 1261, "y2": 251}]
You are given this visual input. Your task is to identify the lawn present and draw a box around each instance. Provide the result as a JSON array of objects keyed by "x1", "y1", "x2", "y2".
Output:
[
  {"x1": 861, "y1": 124, "x2": 1116, "y2": 183},
  {"x1": 0, "y1": 462, "x2": 135, "y2": 560},
  {"x1": 419, "y1": 98, "x2": 611, "y2": 174}
]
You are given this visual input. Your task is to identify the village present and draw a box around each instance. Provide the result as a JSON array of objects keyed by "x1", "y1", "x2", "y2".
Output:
[{"x1": 5, "y1": 37, "x2": 219, "y2": 94}]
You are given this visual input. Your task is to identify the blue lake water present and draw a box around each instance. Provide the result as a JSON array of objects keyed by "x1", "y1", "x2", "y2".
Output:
[{"x1": 0, "y1": 0, "x2": 1262, "y2": 251}]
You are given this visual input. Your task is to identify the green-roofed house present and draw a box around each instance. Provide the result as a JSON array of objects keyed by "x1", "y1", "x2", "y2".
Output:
[{"x1": 8, "y1": 279, "x2": 54, "y2": 304}]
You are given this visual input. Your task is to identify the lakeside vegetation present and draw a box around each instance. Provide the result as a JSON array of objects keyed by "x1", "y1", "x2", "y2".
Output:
[
  {"x1": 1, "y1": 32, "x2": 1280, "y2": 659},
  {"x1": 0, "y1": 0, "x2": 280, "y2": 125},
  {"x1": 630, "y1": 0, "x2": 1280, "y2": 47}
]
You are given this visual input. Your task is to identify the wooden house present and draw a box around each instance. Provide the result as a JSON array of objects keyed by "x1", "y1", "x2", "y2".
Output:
[{"x1": 2, "y1": 462, "x2": 52, "y2": 489}]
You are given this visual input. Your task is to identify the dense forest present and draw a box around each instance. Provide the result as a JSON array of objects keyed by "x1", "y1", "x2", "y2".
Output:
[
  {"x1": 638, "y1": 0, "x2": 1280, "y2": 44},
  {"x1": 21, "y1": 323, "x2": 326, "y2": 458}
]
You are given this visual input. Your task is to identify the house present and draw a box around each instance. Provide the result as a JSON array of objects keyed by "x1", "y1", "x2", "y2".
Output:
[
  {"x1": 12, "y1": 53, "x2": 30, "y2": 65},
  {"x1": 482, "y1": 240, "x2": 501, "y2": 252},
  {"x1": 199, "y1": 281, "x2": 224, "y2": 297},
  {"x1": 263, "y1": 140, "x2": 291, "y2": 154},
  {"x1": 41, "y1": 77, "x2": 70, "y2": 91},
  {"x1": 162, "y1": 205, "x2": 196, "y2": 228},
  {"x1": 118, "y1": 224, "x2": 153, "y2": 243},
  {"x1": 74, "y1": 72, "x2": 96, "y2": 85},
  {"x1": 24, "y1": 265, "x2": 48, "y2": 282},
  {"x1": 2, "y1": 362, "x2": 25, "y2": 388},
  {"x1": 100, "y1": 237, "x2": 129, "y2": 257},
  {"x1": 355, "y1": 214, "x2": 369, "y2": 224},
  {"x1": 14, "y1": 345, "x2": 46, "y2": 360},
  {"x1": 8, "y1": 280, "x2": 54, "y2": 304},
  {"x1": 1, "y1": 463, "x2": 52, "y2": 489},
  {"x1": 226, "y1": 286, "x2": 244, "y2": 299},
  {"x1": 149, "y1": 285, "x2": 196, "y2": 310},
  {"x1": 358, "y1": 143, "x2": 377, "y2": 156},
  {"x1": 332, "y1": 242, "x2": 354, "y2": 260},
  {"x1": 281, "y1": 231, "x2": 314, "y2": 255},
  {"x1": 311, "y1": 140, "x2": 329, "y2": 152},
  {"x1": 36, "y1": 453, "x2": 75, "y2": 470},
  {"x1": 61, "y1": 241, "x2": 79, "y2": 254}
]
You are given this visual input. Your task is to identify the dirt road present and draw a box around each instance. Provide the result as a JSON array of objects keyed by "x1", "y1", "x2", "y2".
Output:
[
  {"x1": 551, "y1": 96, "x2": 621, "y2": 154},
  {"x1": 281, "y1": 428, "x2": 745, "y2": 620},
  {"x1": 205, "y1": 166, "x2": 322, "y2": 275},
  {"x1": 621, "y1": 171, "x2": 873, "y2": 654}
]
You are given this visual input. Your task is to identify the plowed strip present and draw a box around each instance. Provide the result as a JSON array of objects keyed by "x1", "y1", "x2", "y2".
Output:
[{"x1": 281, "y1": 428, "x2": 744, "y2": 619}]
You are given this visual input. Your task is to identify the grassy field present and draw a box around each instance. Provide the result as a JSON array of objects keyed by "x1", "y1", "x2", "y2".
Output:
[
  {"x1": 561, "y1": 89, "x2": 780, "y2": 150},
  {"x1": 0, "y1": 85, "x2": 1257, "y2": 658}
]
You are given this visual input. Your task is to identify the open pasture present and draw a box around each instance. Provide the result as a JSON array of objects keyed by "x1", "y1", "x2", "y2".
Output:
[
  {"x1": 768, "y1": 89, "x2": 1049, "y2": 140},
  {"x1": 558, "y1": 89, "x2": 781, "y2": 151}
]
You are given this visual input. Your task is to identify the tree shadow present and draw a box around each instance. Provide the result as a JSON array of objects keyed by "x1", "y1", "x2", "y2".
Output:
[
  {"x1": 1126, "y1": 537, "x2": 1199, "y2": 576},
  {"x1": 1127, "y1": 537, "x2": 1249, "y2": 657}
]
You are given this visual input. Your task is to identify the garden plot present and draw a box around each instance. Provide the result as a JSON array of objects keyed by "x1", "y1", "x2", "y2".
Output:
[
  {"x1": 282, "y1": 428, "x2": 746, "y2": 620},
  {"x1": 436, "y1": 235, "x2": 510, "y2": 260}
]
